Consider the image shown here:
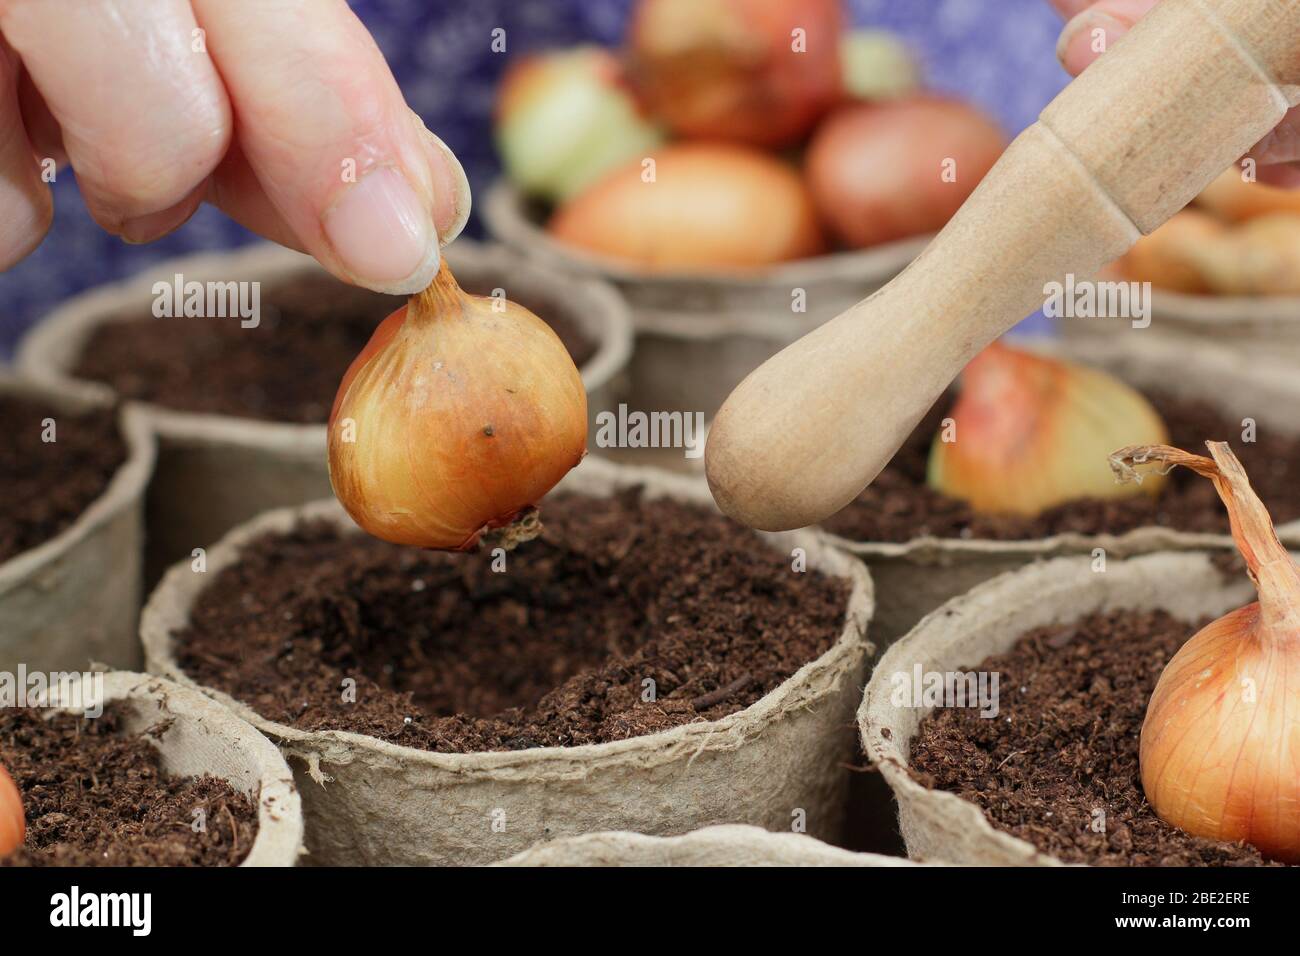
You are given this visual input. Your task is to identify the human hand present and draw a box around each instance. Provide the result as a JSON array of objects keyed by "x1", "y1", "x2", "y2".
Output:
[
  {"x1": 1051, "y1": 0, "x2": 1300, "y2": 186},
  {"x1": 0, "y1": 0, "x2": 470, "y2": 293}
]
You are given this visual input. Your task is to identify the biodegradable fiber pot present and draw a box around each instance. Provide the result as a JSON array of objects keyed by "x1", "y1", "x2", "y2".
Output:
[
  {"x1": 140, "y1": 457, "x2": 873, "y2": 866},
  {"x1": 495, "y1": 823, "x2": 915, "y2": 867},
  {"x1": 33, "y1": 670, "x2": 305, "y2": 866},
  {"x1": 1061, "y1": 264, "x2": 1300, "y2": 360},
  {"x1": 0, "y1": 376, "x2": 154, "y2": 671},
  {"x1": 483, "y1": 180, "x2": 926, "y2": 418},
  {"x1": 830, "y1": 333, "x2": 1300, "y2": 648},
  {"x1": 860, "y1": 551, "x2": 1259, "y2": 865},
  {"x1": 16, "y1": 240, "x2": 632, "y2": 581}
]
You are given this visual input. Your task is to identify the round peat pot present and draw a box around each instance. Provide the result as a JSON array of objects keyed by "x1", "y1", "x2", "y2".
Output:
[
  {"x1": 825, "y1": 333, "x2": 1300, "y2": 648},
  {"x1": 0, "y1": 375, "x2": 154, "y2": 671},
  {"x1": 483, "y1": 180, "x2": 927, "y2": 419},
  {"x1": 12, "y1": 670, "x2": 303, "y2": 866},
  {"x1": 495, "y1": 824, "x2": 915, "y2": 867},
  {"x1": 860, "y1": 551, "x2": 1264, "y2": 866},
  {"x1": 141, "y1": 457, "x2": 873, "y2": 866},
  {"x1": 1059, "y1": 265, "x2": 1300, "y2": 360},
  {"x1": 17, "y1": 240, "x2": 632, "y2": 583}
]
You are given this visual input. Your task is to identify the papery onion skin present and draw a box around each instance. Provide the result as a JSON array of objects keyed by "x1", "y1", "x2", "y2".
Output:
[
  {"x1": 0, "y1": 763, "x2": 23, "y2": 857},
  {"x1": 627, "y1": 0, "x2": 843, "y2": 147},
  {"x1": 927, "y1": 342, "x2": 1167, "y2": 515},
  {"x1": 328, "y1": 261, "x2": 587, "y2": 550},
  {"x1": 805, "y1": 95, "x2": 1006, "y2": 248},
  {"x1": 495, "y1": 46, "x2": 664, "y2": 203},
  {"x1": 1112, "y1": 442, "x2": 1300, "y2": 863},
  {"x1": 548, "y1": 143, "x2": 825, "y2": 271},
  {"x1": 1141, "y1": 602, "x2": 1300, "y2": 862}
]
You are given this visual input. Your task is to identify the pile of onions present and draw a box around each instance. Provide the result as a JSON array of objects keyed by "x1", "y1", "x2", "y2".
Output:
[
  {"x1": 1117, "y1": 209, "x2": 1223, "y2": 294},
  {"x1": 328, "y1": 261, "x2": 588, "y2": 551},
  {"x1": 1111, "y1": 442, "x2": 1300, "y2": 862},
  {"x1": 0, "y1": 763, "x2": 22, "y2": 857},
  {"x1": 626, "y1": 0, "x2": 843, "y2": 147},
  {"x1": 547, "y1": 143, "x2": 826, "y2": 270},
  {"x1": 804, "y1": 95, "x2": 1006, "y2": 248},
  {"x1": 1197, "y1": 168, "x2": 1300, "y2": 222},
  {"x1": 927, "y1": 342, "x2": 1168, "y2": 515},
  {"x1": 494, "y1": 46, "x2": 664, "y2": 203}
]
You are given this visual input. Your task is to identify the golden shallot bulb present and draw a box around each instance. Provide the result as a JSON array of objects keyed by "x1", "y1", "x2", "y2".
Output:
[
  {"x1": 328, "y1": 259, "x2": 587, "y2": 550},
  {"x1": 927, "y1": 341, "x2": 1167, "y2": 515},
  {"x1": 0, "y1": 763, "x2": 23, "y2": 857},
  {"x1": 1111, "y1": 442, "x2": 1300, "y2": 862}
]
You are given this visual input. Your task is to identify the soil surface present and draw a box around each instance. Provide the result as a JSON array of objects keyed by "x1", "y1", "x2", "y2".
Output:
[
  {"x1": 173, "y1": 490, "x2": 849, "y2": 753},
  {"x1": 0, "y1": 394, "x2": 127, "y2": 565},
  {"x1": 73, "y1": 272, "x2": 597, "y2": 423},
  {"x1": 0, "y1": 703, "x2": 257, "y2": 867},
  {"x1": 910, "y1": 609, "x2": 1281, "y2": 866},
  {"x1": 824, "y1": 393, "x2": 1300, "y2": 541}
]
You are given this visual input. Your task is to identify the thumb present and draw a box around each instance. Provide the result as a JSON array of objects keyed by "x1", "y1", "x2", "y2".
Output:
[
  {"x1": 1055, "y1": 0, "x2": 1159, "y2": 76},
  {"x1": 193, "y1": 0, "x2": 470, "y2": 294}
]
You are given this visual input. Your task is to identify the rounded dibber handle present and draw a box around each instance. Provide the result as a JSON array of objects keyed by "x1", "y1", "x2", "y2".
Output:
[{"x1": 705, "y1": 0, "x2": 1300, "y2": 531}]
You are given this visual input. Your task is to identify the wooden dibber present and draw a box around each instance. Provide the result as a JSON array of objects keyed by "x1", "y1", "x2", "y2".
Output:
[{"x1": 705, "y1": 0, "x2": 1300, "y2": 531}]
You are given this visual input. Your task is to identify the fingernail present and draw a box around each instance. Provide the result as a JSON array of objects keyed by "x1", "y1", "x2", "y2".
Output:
[
  {"x1": 414, "y1": 121, "x2": 472, "y2": 245},
  {"x1": 1057, "y1": 10, "x2": 1128, "y2": 75},
  {"x1": 120, "y1": 200, "x2": 200, "y2": 245},
  {"x1": 323, "y1": 165, "x2": 438, "y2": 295}
]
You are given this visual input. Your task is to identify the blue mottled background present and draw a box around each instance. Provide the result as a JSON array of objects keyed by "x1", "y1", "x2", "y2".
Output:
[{"x1": 0, "y1": 0, "x2": 1069, "y2": 356}]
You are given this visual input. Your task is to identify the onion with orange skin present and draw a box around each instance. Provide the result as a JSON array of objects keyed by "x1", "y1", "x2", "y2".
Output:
[
  {"x1": 1111, "y1": 442, "x2": 1300, "y2": 863},
  {"x1": 626, "y1": 0, "x2": 842, "y2": 147},
  {"x1": 927, "y1": 342, "x2": 1167, "y2": 515},
  {"x1": 1185, "y1": 213, "x2": 1300, "y2": 296},
  {"x1": 0, "y1": 763, "x2": 23, "y2": 858},
  {"x1": 548, "y1": 143, "x2": 825, "y2": 271},
  {"x1": 1196, "y1": 167, "x2": 1300, "y2": 222},
  {"x1": 328, "y1": 260, "x2": 587, "y2": 550},
  {"x1": 804, "y1": 96, "x2": 1007, "y2": 249},
  {"x1": 1116, "y1": 208, "x2": 1223, "y2": 294},
  {"x1": 494, "y1": 46, "x2": 664, "y2": 203}
]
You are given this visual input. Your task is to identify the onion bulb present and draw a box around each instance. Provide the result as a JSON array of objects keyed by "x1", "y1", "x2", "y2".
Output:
[
  {"x1": 1110, "y1": 442, "x2": 1300, "y2": 862},
  {"x1": 1196, "y1": 168, "x2": 1300, "y2": 222},
  {"x1": 548, "y1": 143, "x2": 825, "y2": 270},
  {"x1": 626, "y1": 0, "x2": 842, "y2": 147},
  {"x1": 804, "y1": 95, "x2": 1007, "y2": 248},
  {"x1": 841, "y1": 29, "x2": 920, "y2": 101},
  {"x1": 1116, "y1": 209, "x2": 1223, "y2": 294},
  {"x1": 1185, "y1": 214, "x2": 1300, "y2": 296},
  {"x1": 328, "y1": 259, "x2": 587, "y2": 550},
  {"x1": 494, "y1": 46, "x2": 664, "y2": 203},
  {"x1": 927, "y1": 342, "x2": 1168, "y2": 515},
  {"x1": 0, "y1": 763, "x2": 22, "y2": 857}
]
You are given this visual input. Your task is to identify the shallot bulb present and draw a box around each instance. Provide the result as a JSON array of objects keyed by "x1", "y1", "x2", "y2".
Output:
[
  {"x1": 0, "y1": 763, "x2": 23, "y2": 857},
  {"x1": 328, "y1": 259, "x2": 587, "y2": 550},
  {"x1": 1112, "y1": 442, "x2": 1300, "y2": 862},
  {"x1": 927, "y1": 342, "x2": 1167, "y2": 515}
]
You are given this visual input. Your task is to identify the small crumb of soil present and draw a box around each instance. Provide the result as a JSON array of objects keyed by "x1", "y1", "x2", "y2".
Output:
[
  {"x1": 0, "y1": 394, "x2": 126, "y2": 565},
  {"x1": 173, "y1": 489, "x2": 849, "y2": 753},
  {"x1": 909, "y1": 609, "x2": 1283, "y2": 866},
  {"x1": 73, "y1": 272, "x2": 597, "y2": 423},
  {"x1": 0, "y1": 703, "x2": 257, "y2": 867},
  {"x1": 824, "y1": 393, "x2": 1300, "y2": 541}
]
